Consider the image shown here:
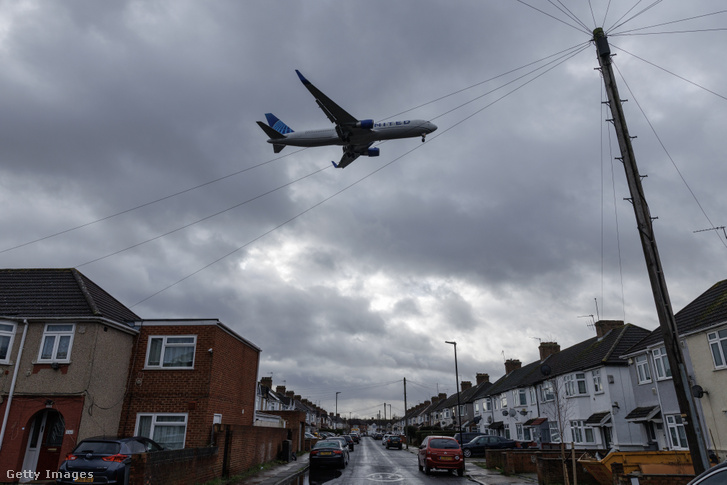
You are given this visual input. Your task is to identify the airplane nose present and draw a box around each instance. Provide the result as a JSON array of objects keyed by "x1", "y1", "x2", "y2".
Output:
[{"x1": 428, "y1": 122, "x2": 438, "y2": 132}]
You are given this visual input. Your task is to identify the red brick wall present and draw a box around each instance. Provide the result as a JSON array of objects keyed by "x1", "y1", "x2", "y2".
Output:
[
  {"x1": 118, "y1": 323, "x2": 260, "y2": 449},
  {"x1": 0, "y1": 395, "x2": 84, "y2": 478}
]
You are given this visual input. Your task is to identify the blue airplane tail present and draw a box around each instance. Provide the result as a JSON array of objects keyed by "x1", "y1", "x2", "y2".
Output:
[{"x1": 265, "y1": 113, "x2": 294, "y2": 135}]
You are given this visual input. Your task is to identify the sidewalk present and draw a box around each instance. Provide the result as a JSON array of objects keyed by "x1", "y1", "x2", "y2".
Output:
[
  {"x1": 465, "y1": 457, "x2": 538, "y2": 484},
  {"x1": 231, "y1": 454, "x2": 309, "y2": 485}
]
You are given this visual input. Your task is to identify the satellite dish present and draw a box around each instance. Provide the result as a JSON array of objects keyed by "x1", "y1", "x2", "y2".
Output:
[
  {"x1": 540, "y1": 364, "x2": 552, "y2": 376},
  {"x1": 691, "y1": 385, "x2": 707, "y2": 399},
  {"x1": 502, "y1": 410, "x2": 509, "y2": 416}
]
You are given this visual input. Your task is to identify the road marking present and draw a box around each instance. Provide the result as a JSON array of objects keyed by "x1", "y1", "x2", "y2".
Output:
[{"x1": 365, "y1": 472, "x2": 405, "y2": 482}]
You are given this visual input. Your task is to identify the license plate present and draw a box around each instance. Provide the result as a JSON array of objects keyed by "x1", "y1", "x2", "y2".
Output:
[
  {"x1": 73, "y1": 478, "x2": 93, "y2": 483},
  {"x1": 320, "y1": 451, "x2": 333, "y2": 456},
  {"x1": 440, "y1": 456, "x2": 453, "y2": 461}
]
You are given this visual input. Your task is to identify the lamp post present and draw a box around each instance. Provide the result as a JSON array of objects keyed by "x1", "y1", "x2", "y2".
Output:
[
  {"x1": 445, "y1": 341, "x2": 464, "y2": 466},
  {"x1": 335, "y1": 392, "x2": 341, "y2": 430}
]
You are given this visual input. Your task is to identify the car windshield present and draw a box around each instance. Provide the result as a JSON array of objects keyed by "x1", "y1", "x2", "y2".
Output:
[
  {"x1": 430, "y1": 438, "x2": 459, "y2": 449},
  {"x1": 73, "y1": 441, "x2": 121, "y2": 455}
]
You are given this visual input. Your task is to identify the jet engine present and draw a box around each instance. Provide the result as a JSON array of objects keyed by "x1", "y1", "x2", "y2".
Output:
[{"x1": 355, "y1": 119, "x2": 374, "y2": 130}]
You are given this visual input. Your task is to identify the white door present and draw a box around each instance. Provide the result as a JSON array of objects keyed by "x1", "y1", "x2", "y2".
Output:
[{"x1": 20, "y1": 412, "x2": 47, "y2": 483}]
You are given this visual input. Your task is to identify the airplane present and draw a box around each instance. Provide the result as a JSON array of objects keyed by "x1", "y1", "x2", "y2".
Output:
[{"x1": 257, "y1": 70, "x2": 437, "y2": 169}]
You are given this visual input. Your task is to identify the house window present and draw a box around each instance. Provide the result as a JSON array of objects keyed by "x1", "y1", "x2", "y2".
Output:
[
  {"x1": 517, "y1": 389, "x2": 528, "y2": 406},
  {"x1": 529, "y1": 387, "x2": 537, "y2": 404},
  {"x1": 540, "y1": 381, "x2": 555, "y2": 402},
  {"x1": 0, "y1": 322, "x2": 16, "y2": 364},
  {"x1": 484, "y1": 398, "x2": 492, "y2": 411},
  {"x1": 666, "y1": 415, "x2": 688, "y2": 449},
  {"x1": 570, "y1": 420, "x2": 595, "y2": 444},
  {"x1": 564, "y1": 373, "x2": 587, "y2": 396},
  {"x1": 635, "y1": 355, "x2": 652, "y2": 384},
  {"x1": 38, "y1": 324, "x2": 74, "y2": 363},
  {"x1": 474, "y1": 403, "x2": 480, "y2": 416},
  {"x1": 549, "y1": 421, "x2": 561, "y2": 443},
  {"x1": 500, "y1": 394, "x2": 508, "y2": 408},
  {"x1": 516, "y1": 423, "x2": 524, "y2": 440},
  {"x1": 592, "y1": 369, "x2": 604, "y2": 393},
  {"x1": 652, "y1": 346, "x2": 672, "y2": 380},
  {"x1": 145, "y1": 335, "x2": 196, "y2": 369},
  {"x1": 136, "y1": 413, "x2": 187, "y2": 450},
  {"x1": 708, "y1": 329, "x2": 727, "y2": 369}
]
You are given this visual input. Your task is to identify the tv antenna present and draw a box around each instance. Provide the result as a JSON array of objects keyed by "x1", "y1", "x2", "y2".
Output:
[{"x1": 693, "y1": 226, "x2": 726, "y2": 239}]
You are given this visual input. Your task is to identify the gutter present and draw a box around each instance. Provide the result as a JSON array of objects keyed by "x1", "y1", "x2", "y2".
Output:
[{"x1": 0, "y1": 319, "x2": 29, "y2": 452}]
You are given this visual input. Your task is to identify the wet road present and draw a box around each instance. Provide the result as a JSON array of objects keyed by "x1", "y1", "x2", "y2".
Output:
[{"x1": 285, "y1": 437, "x2": 468, "y2": 485}]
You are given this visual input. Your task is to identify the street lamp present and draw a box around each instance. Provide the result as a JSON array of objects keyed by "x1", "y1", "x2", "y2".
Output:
[
  {"x1": 445, "y1": 341, "x2": 464, "y2": 465},
  {"x1": 336, "y1": 392, "x2": 341, "y2": 430}
]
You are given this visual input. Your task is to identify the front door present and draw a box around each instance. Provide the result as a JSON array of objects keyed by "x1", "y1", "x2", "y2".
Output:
[{"x1": 20, "y1": 410, "x2": 65, "y2": 483}]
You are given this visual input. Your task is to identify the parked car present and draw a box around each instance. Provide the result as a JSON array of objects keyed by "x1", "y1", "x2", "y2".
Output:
[
  {"x1": 382, "y1": 434, "x2": 391, "y2": 446},
  {"x1": 462, "y1": 435, "x2": 517, "y2": 457},
  {"x1": 417, "y1": 435, "x2": 464, "y2": 476},
  {"x1": 687, "y1": 460, "x2": 727, "y2": 484},
  {"x1": 386, "y1": 435, "x2": 403, "y2": 450},
  {"x1": 341, "y1": 434, "x2": 355, "y2": 451},
  {"x1": 309, "y1": 439, "x2": 349, "y2": 469},
  {"x1": 373, "y1": 433, "x2": 383, "y2": 440},
  {"x1": 350, "y1": 433, "x2": 360, "y2": 443},
  {"x1": 454, "y1": 431, "x2": 483, "y2": 444},
  {"x1": 56, "y1": 436, "x2": 163, "y2": 484}
]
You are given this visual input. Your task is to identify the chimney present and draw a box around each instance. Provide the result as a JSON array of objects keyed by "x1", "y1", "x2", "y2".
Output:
[
  {"x1": 505, "y1": 359, "x2": 521, "y2": 375},
  {"x1": 438, "y1": 392, "x2": 447, "y2": 401},
  {"x1": 461, "y1": 381, "x2": 472, "y2": 391},
  {"x1": 476, "y1": 373, "x2": 490, "y2": 385},
  {"x1": 294, "y1": 395, "x2": 301, "y2": 402},
  {"x1": 595, "y1": 320, "x2": 624, "y2": 338},
  {"x1": 431, "y1": 395, "x2": 439, "y2": 404},
  {"x1": 286, "y1": 391, "x2": 295, "y2": 399},
  {"x1": 539, "y1": 342, "x2": 561, "y2": 361},
  {"x1": 276, "y1": 385, "x2": 286, "y2": 395},
  {"x1": 260, "y1": 376, "x2": 273, "y2": 388}
]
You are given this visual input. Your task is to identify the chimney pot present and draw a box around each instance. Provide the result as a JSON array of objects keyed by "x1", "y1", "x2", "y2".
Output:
[{"x1": 539, "y1": 342, "x2": 561, "y2": 361}]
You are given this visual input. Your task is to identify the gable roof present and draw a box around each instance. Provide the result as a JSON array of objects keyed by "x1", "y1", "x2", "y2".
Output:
[
  {"x1": 482, "y1": 324, "x2": 651, "y2": 397},
  {"x1": 624, "y1": 279, "x2": 727, "y2": 354},
  {"x1": 0, "y1": 268, "x2": 140, "y2": 324}
]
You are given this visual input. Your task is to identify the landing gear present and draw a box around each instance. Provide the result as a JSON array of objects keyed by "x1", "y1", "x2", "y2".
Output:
[{"x1": 421, "y1": 133, "x2": 427, "y2": 142}]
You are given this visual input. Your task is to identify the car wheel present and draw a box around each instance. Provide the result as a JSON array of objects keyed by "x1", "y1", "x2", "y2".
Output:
[
  {"x1": 418, "y1": 459, "x2": 423, "y2": 472},
  {"x1": 425, "y1": 465, "x2": 431, "y2": 475},
  {"x1": 457, "y1": 467, "x2": 464, "y2": 477},
  {"x1": 463, "y1": 449, "x2": 472, "y2": 458}
]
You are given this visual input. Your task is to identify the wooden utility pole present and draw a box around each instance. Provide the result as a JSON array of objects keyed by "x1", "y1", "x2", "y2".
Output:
[
  {"x1": 403, "y1": 377, "x2": 409, "y2": 449},
  {"x1": 593, "y1": 28, "x2": 710, "y2": 475}
]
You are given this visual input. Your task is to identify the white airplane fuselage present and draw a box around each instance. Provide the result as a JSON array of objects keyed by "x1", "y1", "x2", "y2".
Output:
[{"x1": 266, "y1": 119, "x2": 436, "y2": 148}]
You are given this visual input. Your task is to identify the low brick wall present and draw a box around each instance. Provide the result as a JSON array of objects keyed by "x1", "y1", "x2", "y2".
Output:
[
  {"x1": 537, "y1": 456, "x2": 601, "y2": 485},
  {"x1": 128, "y1": 424, "x2": 290, "y2": 484},
  {"x1": 129, "y1": 447, "x2": 219, "y2": 485}
]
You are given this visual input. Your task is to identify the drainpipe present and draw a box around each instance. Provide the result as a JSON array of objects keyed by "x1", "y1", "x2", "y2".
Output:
[{"x1": 0, "y1": 319, "x2": 29, "y2": 452}]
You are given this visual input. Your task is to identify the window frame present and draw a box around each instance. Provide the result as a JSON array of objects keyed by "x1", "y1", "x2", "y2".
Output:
[
  {"x1": 708, "y1": 329, "x2": 727, "y2": 370},
  {"x1": 144, "y1": 335, "x2": 197, "y2": 369},
  {"x1": 666, "y1": 414, "x2": 688, "y2": 450},
  {"x1": 540, "y1": 381, "x2": 555, "y2": 402},
  {"x1": 37, "y1": 324, "x2": 75, "y2": 363},
  {"x1": 592, "y1": 369, "x2": 604, "y2": 394},
  {"x1": 564, "y1": 372, "x2": 588, "y2": 397},
  {"x1": 517, "y1": 389, "x2": 528, "y2": 406},
  {"x1": 652, "y1": 346, "x2": 672, "y2": 380},
  {"x1": 570, "y1": 420, "x2": 596, "y2": 444},
  {"x1": 135, "y1": 413, "x2": 188, "y2": 450},
  {"x1": 635, "y1": 354, "x2": 652, "y2": 384},
  {"x1": 0, "y1": 321, "x2": 16, "y2": 364}
]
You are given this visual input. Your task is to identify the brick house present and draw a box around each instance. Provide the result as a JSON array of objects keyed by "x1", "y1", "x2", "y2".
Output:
[
  {"x1": 118, "y1": 319, "x2": 261, "y2": 450},
  {"x1": 0, "y1": 268, "x2": 140, "y2": 481}
]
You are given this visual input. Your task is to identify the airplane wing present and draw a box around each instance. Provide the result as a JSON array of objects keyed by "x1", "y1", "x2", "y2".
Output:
[
  {"x1": 296, "y1": 70, "x2": 358, "y2": 126},
  {"x1": 333, "y1": 150, "x2": 361, "y2": 169}
]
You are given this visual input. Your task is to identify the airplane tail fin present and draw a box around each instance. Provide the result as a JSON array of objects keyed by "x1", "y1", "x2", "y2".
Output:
[
  {"x1": 265, "y1": 113, "x2": 294, "y2": 135},
  {"x1": 256, "y1": 121, "x2": 287, "y2": 153}
]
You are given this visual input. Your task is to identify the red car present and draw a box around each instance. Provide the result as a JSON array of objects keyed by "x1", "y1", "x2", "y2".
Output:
[{"x1": 417, "y1": 436, "x2": 464, "y2": 476}]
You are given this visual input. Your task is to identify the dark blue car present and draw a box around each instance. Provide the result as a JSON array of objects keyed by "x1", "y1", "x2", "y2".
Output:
[{"x1": 56, "y1": 436, "x2": 163, "y2": 484}]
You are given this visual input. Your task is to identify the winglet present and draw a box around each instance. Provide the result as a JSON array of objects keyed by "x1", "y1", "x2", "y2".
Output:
[
  {"x1": 295, "y1": 69, "x2": 309, "y2": 85},
  {"x1": 331, "y1": 161, "x2": 339, "y2": 168}
]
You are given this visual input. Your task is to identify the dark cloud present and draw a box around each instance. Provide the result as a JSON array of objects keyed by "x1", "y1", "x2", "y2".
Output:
[{"x1": 1, "y1": 1, "x2": 726, "y2": 416}]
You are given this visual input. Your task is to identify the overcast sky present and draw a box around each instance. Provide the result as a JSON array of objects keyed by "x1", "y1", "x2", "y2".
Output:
[{"x1": 2, "y1": 1, "x2": 726, "y2": 420}]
